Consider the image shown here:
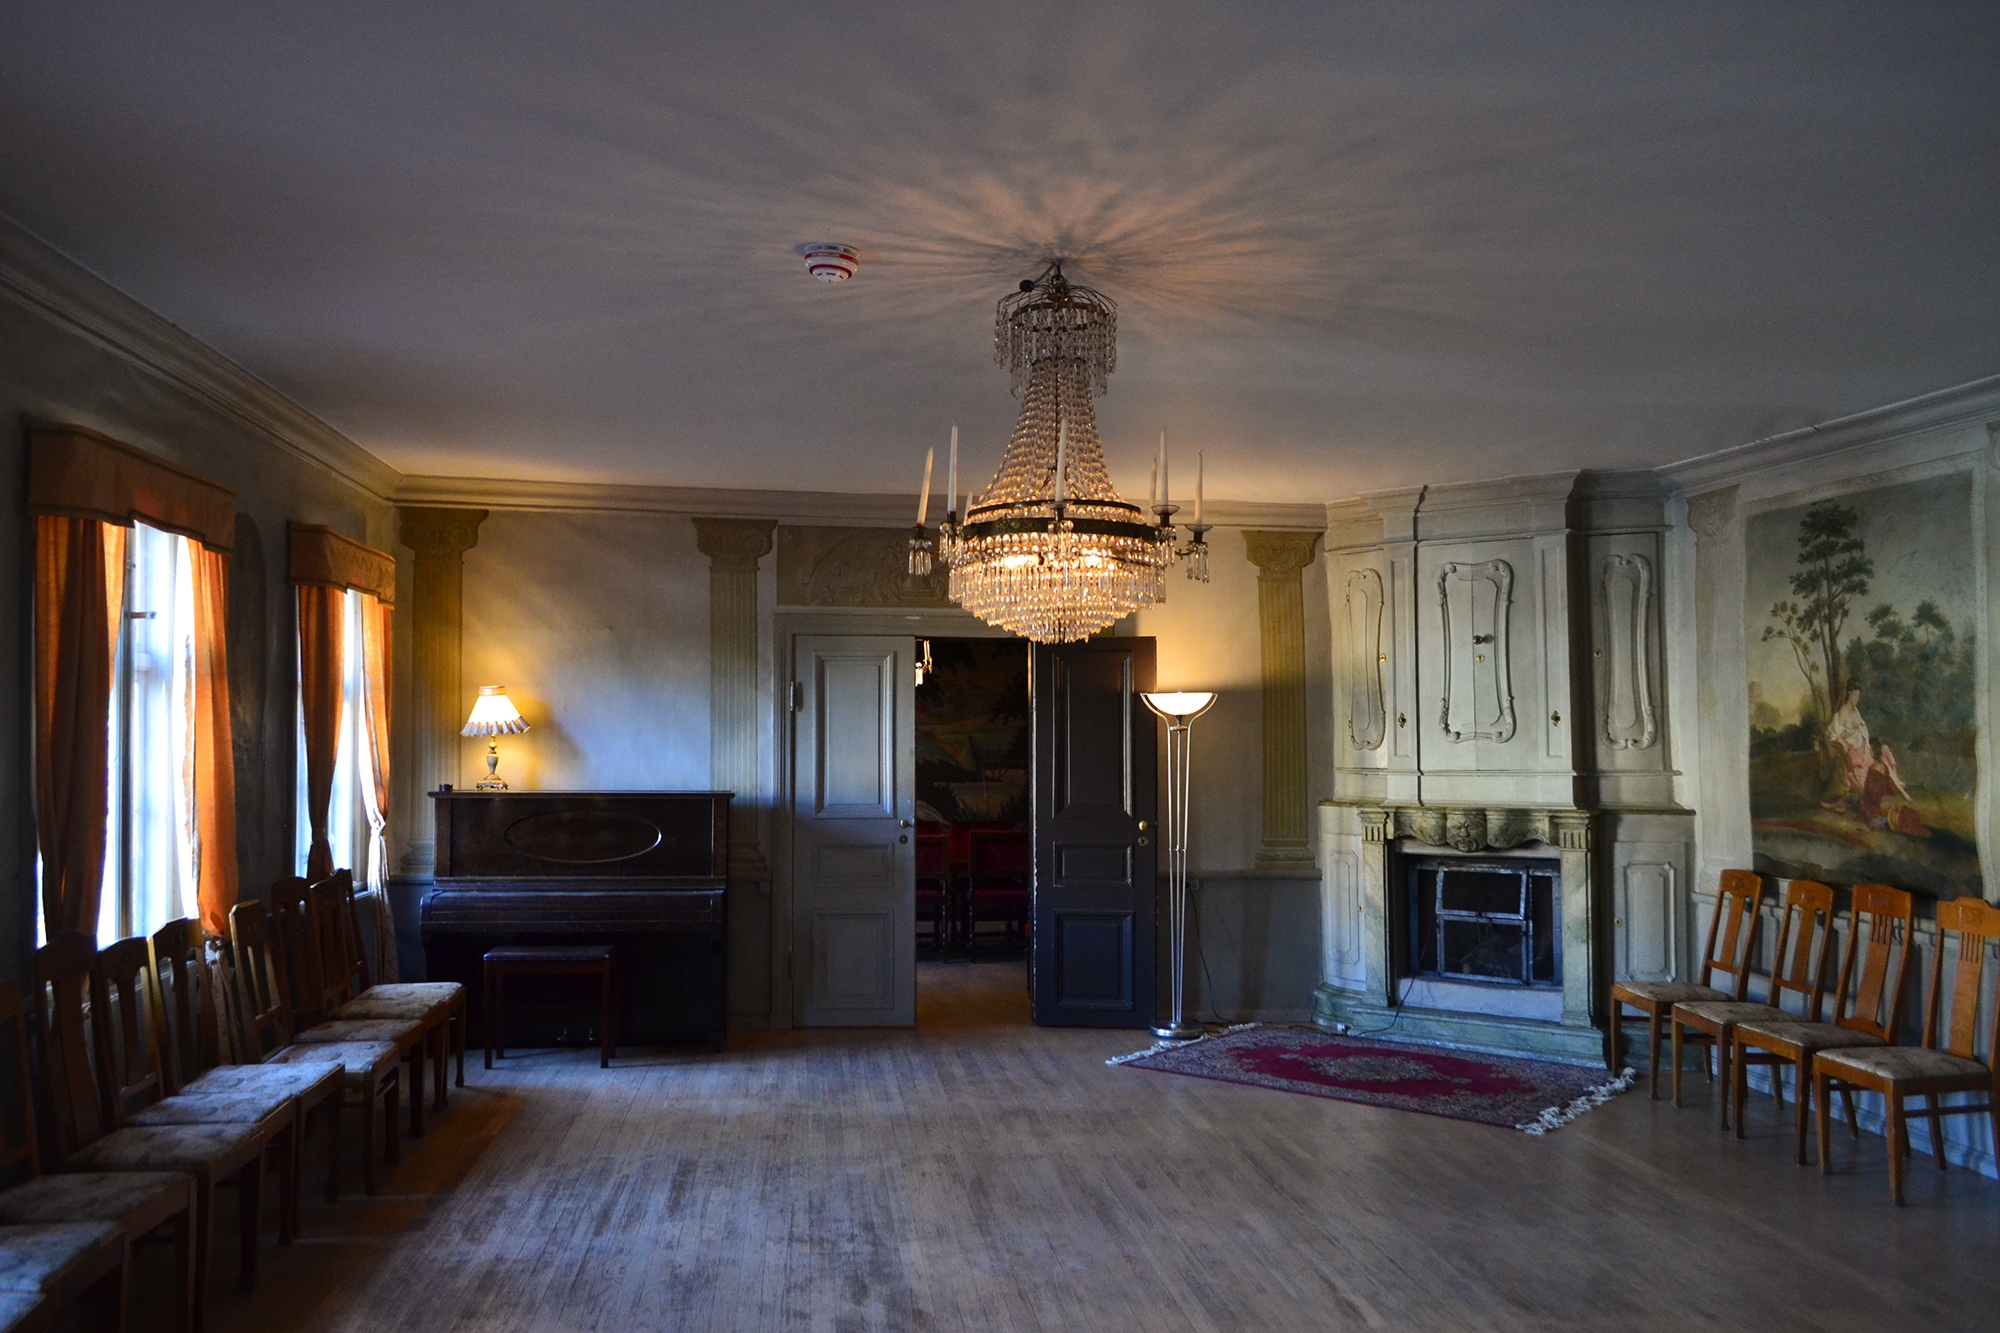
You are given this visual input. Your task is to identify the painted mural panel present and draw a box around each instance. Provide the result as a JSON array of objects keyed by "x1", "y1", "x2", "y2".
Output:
[
  {"x1": 914, "y1": 638, "x2": 1031, "y2": 824},
  {"x1": 1745, "y1": 473, "x2": 1981, "y2": 897}
]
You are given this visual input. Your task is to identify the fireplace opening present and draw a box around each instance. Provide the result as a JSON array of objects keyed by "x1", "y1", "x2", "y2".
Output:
[{"x1": 1406, "y1": 856, "x2": 1560, "y2": 988}]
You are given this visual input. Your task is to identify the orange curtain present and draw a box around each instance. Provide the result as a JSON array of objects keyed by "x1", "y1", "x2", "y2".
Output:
[
  {"x1": 357, "y1": 591, "x2": 398, "y2": 980},
  {"x1": 33, "y1": 516, "x2": 127, "y2": 939},
  {"x1": 298, "y1": 584, "x2": 345, "y2": 883},
  {"x1": 189, "y1": 544, "x2": 239, "y2": 937}
]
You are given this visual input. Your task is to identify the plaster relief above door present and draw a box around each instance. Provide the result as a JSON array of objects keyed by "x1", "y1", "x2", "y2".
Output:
[
  {"x1": 1437, "y1": 559, "x2": 1516, "y2": 743},
  {"x1": 1344, "y1": 568, "x2": 1387, "y2": 751},
  {"x1": 1597, "y1": 553, "x2": 1657, "y2": 750}
]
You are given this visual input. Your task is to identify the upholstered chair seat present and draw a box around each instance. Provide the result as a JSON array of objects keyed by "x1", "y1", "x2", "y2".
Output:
[
  {"x1": 0, "y1": 1221, "x2": 122, "y2": 1293},
  {"x1": 1816, "y1": 1044, "x2": 1988, "y2": 1084}
]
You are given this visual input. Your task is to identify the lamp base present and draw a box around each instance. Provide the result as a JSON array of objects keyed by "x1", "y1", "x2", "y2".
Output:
[
  {"x1": 473, "y1": 776, "x2": 509, "y2": 790},
  {"x1": 1152, "y1": 1022, "x2": 1204, "y2": 1042}
]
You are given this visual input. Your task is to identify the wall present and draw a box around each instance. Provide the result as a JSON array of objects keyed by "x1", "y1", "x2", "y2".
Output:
[{"x1": 0, "y1": 222, "x2": 397, "y2": 982}]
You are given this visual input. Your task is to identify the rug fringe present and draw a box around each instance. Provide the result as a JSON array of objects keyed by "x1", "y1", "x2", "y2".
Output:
[
  {"x1": 1514, "y1": 1067, "x2": 1638, "y2": 1136},
  {"x1": 1105, "y1": 1022, "x2": 1260, "y2": 1066}
]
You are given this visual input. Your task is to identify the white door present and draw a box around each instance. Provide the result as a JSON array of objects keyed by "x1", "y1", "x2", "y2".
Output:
[{"x1": 791, "y1": 635, "x2": 915, "y2": 1026}]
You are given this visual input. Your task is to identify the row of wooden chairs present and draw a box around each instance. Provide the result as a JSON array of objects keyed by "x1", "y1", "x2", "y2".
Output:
[
  {"x1": 0, "y1": 870, "x2": 464, "y2": 1331},
  {"x1": 1611, "y1": 870, "x2": 2000, "y2": 1205}
]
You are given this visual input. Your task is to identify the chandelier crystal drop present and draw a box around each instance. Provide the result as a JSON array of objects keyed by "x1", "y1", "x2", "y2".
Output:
[{"x1": 910, "y1": 261, "x2": 1209, "y2": 644}]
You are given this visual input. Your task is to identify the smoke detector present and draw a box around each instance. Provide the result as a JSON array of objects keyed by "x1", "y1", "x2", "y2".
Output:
[{"x1": 800, "y1": 242, "x2": 859, "y2": 282}]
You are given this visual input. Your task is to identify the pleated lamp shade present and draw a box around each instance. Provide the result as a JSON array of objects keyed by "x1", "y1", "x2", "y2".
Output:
[{"x1": 461, "y1": 686, "x2": 529, "y2": 737}]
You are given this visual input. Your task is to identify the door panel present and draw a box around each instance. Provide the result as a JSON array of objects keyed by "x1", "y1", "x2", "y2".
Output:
[
  {"x1": 1032, "y1": 639, "x2": 1158, "y2": 1028},
  {"x1": 793, "y1": 636, "x2": 914, "y2": 1026}
]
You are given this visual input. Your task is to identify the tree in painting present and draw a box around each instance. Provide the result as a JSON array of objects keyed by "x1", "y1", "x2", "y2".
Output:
[{"x1": 1747, "y1": 480, "x2": 1982, "y2": 898}]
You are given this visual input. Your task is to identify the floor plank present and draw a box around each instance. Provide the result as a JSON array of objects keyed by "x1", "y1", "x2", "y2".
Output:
[{"x1": 162, "y1": 962, "x2": 2000, "y2": 1332}]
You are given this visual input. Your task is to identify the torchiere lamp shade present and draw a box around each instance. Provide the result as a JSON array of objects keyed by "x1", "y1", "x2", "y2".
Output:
[{"x1": 1142, "y1": 691, "x2": 1217, "y2": 723}]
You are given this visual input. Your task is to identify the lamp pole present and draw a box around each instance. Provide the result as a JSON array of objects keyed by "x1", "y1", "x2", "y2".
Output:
[{"x1": 1142, "y1": 691, "x2": 1216, "y2": 1041}]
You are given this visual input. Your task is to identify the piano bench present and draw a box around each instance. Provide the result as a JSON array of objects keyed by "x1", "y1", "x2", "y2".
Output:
[{"x1": 482, "y1": 945, "x2": 617, "y2": 1070}]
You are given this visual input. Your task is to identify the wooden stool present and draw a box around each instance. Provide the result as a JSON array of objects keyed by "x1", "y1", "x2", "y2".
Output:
[{"x1": 482, "y1": 945, "x2": 617, "y2": 1070}]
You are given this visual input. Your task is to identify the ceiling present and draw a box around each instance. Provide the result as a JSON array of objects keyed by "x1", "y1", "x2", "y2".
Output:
[{"x1": 3, "y1": 3, "x2": 1996, "y2": 502}]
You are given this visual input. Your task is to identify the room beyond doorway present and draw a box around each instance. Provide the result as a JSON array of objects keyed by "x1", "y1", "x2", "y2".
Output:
[{"x1": 914, "y1": 638, "x2": 1031, "y2": 1023}]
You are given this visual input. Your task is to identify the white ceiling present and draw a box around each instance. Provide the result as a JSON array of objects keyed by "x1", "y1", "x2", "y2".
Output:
[{"x1": 3, "y1": 2, "x2": 1996, "y2": 502}]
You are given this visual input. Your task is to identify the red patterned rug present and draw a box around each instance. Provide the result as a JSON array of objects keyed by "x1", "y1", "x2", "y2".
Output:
[{"x1": 1110, "y1": 1026, "x2": 1634, "y2": 1134}]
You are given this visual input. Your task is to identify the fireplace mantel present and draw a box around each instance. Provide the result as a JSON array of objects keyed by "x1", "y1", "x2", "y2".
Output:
[{"x1": 1318, "y1": 801, "x2": 1605, "y2": 1063}]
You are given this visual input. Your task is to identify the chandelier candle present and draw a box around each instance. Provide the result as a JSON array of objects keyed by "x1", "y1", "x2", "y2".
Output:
[
  {"x1": 917, "y1": 447, "x2": 934, "y2": 527},
  {"x1": 906, "y1": 259, "x2": 1211, "y2": 642},
  {"x1": 947, "y1": 425, "x2": 958, "y2": 520}
]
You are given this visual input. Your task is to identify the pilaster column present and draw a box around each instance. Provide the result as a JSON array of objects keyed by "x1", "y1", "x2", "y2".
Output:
[
  {"x1": 1244, "y1": 530, "x2": 1323, "y2": 871},
  {"x1": 693, "y1": 517, "x2": 777, "y2": 877},
  {"x1": 396, "y1": 507, "x2": 487, "y2": 874}
]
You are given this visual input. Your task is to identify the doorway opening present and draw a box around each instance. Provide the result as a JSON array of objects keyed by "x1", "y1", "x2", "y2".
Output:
[{"x1": 914, "y1": 637, "x2": 1031, "y2": 1026}]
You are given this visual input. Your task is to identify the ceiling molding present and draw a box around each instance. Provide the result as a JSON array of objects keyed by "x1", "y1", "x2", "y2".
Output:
[
  {"x1": 1662, "y1": 372, "x2": 2000, "y2": 494},
  {"x1": 393, "y1": 473, "x2": 1329, "y2": 529},
  {"x1": 0, "y1": 212, "x2": 402, "y2": 500}
]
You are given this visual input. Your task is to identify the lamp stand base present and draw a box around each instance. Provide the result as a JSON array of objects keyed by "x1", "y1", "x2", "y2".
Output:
[
  {"x1": 473, "y1": 777, "x2": 509, "y2": 790},
  {"x1": 1153, "y1": 1022, "x2": 1204, "y2": 1042}
]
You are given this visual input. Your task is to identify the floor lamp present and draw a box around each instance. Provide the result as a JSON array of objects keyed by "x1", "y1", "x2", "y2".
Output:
[{"x1": 1142, "y1": 691, "x2": 1217, "y2": 1041}]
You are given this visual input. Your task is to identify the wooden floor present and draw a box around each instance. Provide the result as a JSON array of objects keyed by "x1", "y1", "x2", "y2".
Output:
[{"x1": 153, "y1": 962, "x2": 1999, "y2": 1331}]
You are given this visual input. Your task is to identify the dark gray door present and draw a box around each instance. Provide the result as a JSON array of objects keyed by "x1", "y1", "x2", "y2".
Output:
[{"x1": 1031, "y1": 638, "x2": 1158, "y2": 1028}]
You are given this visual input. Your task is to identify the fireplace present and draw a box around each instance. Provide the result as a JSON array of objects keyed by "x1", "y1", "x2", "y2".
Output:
[{"x1": 1405, "y1": 855, "x2": 1560, "y2": 988}]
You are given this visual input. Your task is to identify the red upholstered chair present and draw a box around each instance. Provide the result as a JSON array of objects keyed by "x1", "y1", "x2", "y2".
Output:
[
  {"x1": 914, "y1": 833, "x2": 953, "y2": 958},
  {"x1": 965, "y1": 829, "x2": 1031, "y2": 959}
]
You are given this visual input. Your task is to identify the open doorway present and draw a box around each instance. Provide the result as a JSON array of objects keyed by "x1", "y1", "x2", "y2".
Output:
[{"x1": 914, "y1": 637, "x2": 1031, "y2": 1027}]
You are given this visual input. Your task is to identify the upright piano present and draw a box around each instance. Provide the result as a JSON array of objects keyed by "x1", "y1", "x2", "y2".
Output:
[{"x1": 421, "y1": 789, "x2": 729, "y2": 1050}]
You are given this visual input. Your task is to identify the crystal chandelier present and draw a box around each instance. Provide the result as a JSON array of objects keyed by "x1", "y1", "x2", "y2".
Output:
[{"x1": 909, "y1": 261, "x2": 1209, "y2": 643}]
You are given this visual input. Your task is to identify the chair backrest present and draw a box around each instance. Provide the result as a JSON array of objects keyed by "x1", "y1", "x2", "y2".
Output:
[
  {"x1": 1698, "y1": 869, "x2": 1766, "y2": 999},
  {"x1": 1829, "y1": 883, "x2": 1915, "y2": 1042},
  {"x1": 1926, "y1": 896, "x2": 2000, "y2": 1068},
  {"x1": 92, "y1": 937, "x2": 164, "y2": 1121},
  {"x1": 914, "y1": 835, "x2": 950, "y2": 881},
  {"x1": 146, "y1": 918, "x2": 220, "y2": 1095},
  {"x1": 32, "y1": 932, "x2": 111, "y2": 1158},
  {"x1": 230, "y1": 900, "x2": 298, "y2": 1060},
  {"x1": 309, "y1": 873, "x2": 365, "y2": 1008},
  {"x1": 0, "y1": 981, "x2": 45, "y2": 1184},
  {"x1": 333, "y1": 869, "x2": 377, "y2": 993},
  {"x1": 1765, "y1": 879, "x2": 1839, "y2": 1020},
  {"x1": 968, "y1": 829, "x2": 1030, "y2": 882}
]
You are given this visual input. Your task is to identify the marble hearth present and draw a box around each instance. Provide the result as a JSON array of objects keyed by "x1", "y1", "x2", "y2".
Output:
[{"x1": 1314, "y1": 804, "x2": 1606, "y2": 1063}]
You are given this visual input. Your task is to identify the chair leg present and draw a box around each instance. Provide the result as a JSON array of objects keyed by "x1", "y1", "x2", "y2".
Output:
[
  {"x1": 1670, "y1": 1018, "x2": 1685, "y2": 1107},
  {"x1": 1840, "y1": 1085, "x2": 1860, "y2": 1138},
  {"x1": 1716, "y1": 1031, "x2": 1733, "y2": 1130},
  {"x1": 1646, "y1": 1010, "x2": 1663, "y2": 1099},
  {"x1": 1731, "y1": 1038, "x2": 1748, "y2": 1138},
  {"x1": 360, "y1": 1088, "x2": 379, "y2": 1197},
  {"x1": 454, "y1": 1004, "x2": 467, "y2": 1087},
  {"x1": 236, "y1": 1157, "x2": 261, "y2": 1291},
  {"x1": 384, "y1": 1076, "x2": 402, "y2": 1166},
  {"x1": 274, "y1": 1123, "x2": 298, "y2": 1246},
  {"x1": 406, "y1": 1047, "x2": 425, "y2": 1138},
  {"x1": 1816, "y1": 1071, "x2": 1835, "y2": 1173},
  {"x1": 325, "y1": 1094, "x2": 342, "y2": 1204},
  {"x1": 1792, "y1": 1057, "x2": 1813, "y2": 1166},
  {"x1": 191, "y1": 1180, "x2": 214, "y2": 1333},
  {"x1": 1925, "y1": 1094, "x2": 1947, "y2": 1170},
  {"x1": 1887, "y1": 1097, "x2": 1907, "y2": 1206},
  {"x1": 432, "y1": 1026, "x2": 448, "y2": 1110},
  {"x1": 175, "y1": 1198, "x2": 197, "y2": 1333},
  {"x1": 92, "y1": 1251, "x2": 123, "y2": 1333}
]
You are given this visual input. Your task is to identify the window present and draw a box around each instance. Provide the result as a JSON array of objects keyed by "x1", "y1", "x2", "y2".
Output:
[
  {"x1": 295, "y1": 588, "x2": 374, "y2": 881},
  {"x1": 98, "y1": 522, "x2": 199, "y2": 945}
]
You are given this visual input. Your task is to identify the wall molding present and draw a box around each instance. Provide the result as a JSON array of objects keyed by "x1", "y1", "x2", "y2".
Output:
[
  {"x1": 1664, "y1": 372, "x2": 2000, "y2": 494},
  {"x1": 0, "y1": 213, "x2": 402, "y2": 500}
]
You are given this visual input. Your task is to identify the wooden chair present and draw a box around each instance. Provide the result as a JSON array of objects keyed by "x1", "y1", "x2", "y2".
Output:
[
  {"x1": 267, "y1": 880, "x2": 430, "y2": 1140},
  {"x1": 1732, "y1": 883, "x2": 1915, "y2": 1165},
  {"x1": 1609, "y1": 869, "x2": 1765, "y2": 1096},
  {"x1": 305, "y1": 876, "x2": 448, "y2": 1117},
  {"x1": 0, "y1": 1221, "x2": 126, "y2": 1333},
  {"x1": 914, "y1": 833, "x2": 953, "y2": 958},
  {"x1": 965, "y1": 829, "x2": 1031, "y2": 959},
  {"x1": 1814, "y1": 896, "x2": 2000, "y2": 1205},
  {"x1": 0, "y1": 979, "x2": 196, "y2": 1333},
  {"x1": 230, "y1": 902, "x2": 402, "y2": 1197},
  {"x1": 1670, "y1": 879, "x2": 1837, "y2": 1127},
  {"x1": 147, "y1": 919, "x2": 345, "y2": 1211},
  {"x1": 34, "y1": 932, "x2": 265, "y2": 1329},
  {"x1": 90, "y1": 938, "x2": 300, "y2": 1248},
  {"x1": 321, "y1": 870, "x2": 467, "y2": 1094}
]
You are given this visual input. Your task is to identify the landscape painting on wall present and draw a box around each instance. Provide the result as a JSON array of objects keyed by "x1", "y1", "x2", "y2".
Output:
[{"x1": 1745, "y1": 473, "x2": 1983, "y2": 898}]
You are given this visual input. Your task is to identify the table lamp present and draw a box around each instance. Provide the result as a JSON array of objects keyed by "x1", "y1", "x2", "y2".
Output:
[
  {"x1": 1141, "y1": 690, "x2": 1217, "y2": 1041},
  {"x1": 462, "y1": 686, "x2": 530, "y2": 790}
]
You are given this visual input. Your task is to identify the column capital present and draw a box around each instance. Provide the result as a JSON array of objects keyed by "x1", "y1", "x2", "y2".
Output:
[
  {"x1": 398, "y1": 506, "x2": 489, "y2": 559},
  {"x1": 1686, "y1": 487, "x2": 1737, "y2": 543},
  {"x1": 1242, "y1": 529, "x2": 1322, "y2": 579},
  {"x1": 693, "y1": 517, "x2": 777, "y2": 572}
]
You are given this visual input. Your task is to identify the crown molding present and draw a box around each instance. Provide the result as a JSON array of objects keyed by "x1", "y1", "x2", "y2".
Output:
[
  {"x1": 1662, "y1": 372, "x2": 2000, "y2": 494},
  {"x1": 393, "y1": 472, "x2": 1330, "y2": 528},
  {"x1": 0, "y1": 213, "x2": 402, "y2": 500}
]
